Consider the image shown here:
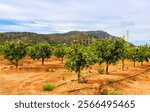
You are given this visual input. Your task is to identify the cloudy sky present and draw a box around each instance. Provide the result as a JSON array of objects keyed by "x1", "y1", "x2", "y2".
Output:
[{"x1": 0, "y1": 0, "x2": 150, "y2": 45}]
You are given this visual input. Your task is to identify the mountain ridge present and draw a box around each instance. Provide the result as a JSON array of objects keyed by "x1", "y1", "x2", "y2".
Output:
[{"x1": 0, "y1": 30, "x2": 128, "y2": 45}]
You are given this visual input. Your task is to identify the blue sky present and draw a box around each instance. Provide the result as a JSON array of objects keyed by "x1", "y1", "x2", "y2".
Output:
[{"x1": 0, "y1": 0, "x2": 150, "y2": 45}]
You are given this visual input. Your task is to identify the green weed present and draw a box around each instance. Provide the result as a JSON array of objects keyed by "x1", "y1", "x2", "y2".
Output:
[
  {"x1": 44, "y1": 68, "x2": 49, "y2": 72},
  {"x1": 107, "y1": 80, "x2": 114, "y2": 84},
  {"x1": 100, "y1": 88, "x2": 122, "y2": 95},
  {"x1": 43, "y1": 83, "x2": 55, "y2": 91},
  {"x1": 98, "y1": 68, "x2": 104, "y2": 74}
]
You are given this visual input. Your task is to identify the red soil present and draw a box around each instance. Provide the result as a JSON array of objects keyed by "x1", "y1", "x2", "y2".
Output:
[{"x1": 0, "y1": 56, "x2": 150, "y2": 95}]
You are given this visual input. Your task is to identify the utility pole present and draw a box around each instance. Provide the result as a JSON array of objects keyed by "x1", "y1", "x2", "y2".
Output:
[{"x1": 126, "y1": 30, "x2": 129, "y2": 42}]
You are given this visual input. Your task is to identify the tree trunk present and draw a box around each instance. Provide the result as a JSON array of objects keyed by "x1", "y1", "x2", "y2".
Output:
[
  {"x1": 61, "y1": 57, "x2": 64, "y2": 64},
  {"x1": 122, "y1": 59, "x2": 125, "y2": 71},
  {"x1": 134, "y1": 61, "x2": 135, "y2": 67},
  {"x1": 141, "y1": 61, "x2": 143, "y2": 66},
  {"x1": 10, "y1": 60, "x2": 13, "y2": 64},
  {"x1": 15, "y1": 60, "x2": 19, "y2": 68},
  {"x1": 77, "y1": 70, "x2": 80, "y2": 83},
  {"x1": 42, "y1": 58, "x2": 45, "y2": 66},
  {"x1": 106, "y1": 61, "x2": 109, "y2": 74},
  {"x1": 99, "y1": 63, "x2": 102, "y2": 69}
]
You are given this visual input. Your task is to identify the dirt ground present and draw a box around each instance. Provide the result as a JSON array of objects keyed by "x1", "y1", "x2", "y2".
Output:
[{"x1": 0, "y1": 56, "x2": 150, "y2": 95}]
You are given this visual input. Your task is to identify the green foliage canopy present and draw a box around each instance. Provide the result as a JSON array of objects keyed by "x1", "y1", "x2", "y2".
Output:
[
  {"x1": 65, "y1": 42, "x2": 96, "y2": 83},
  {"x1": 2, "y1": 41, "x2": 26, "y2": 68},
  {"x1": 27, "y1": 43, "x2": 52, "y2": 65},
  {"x1": 53, "y1": 44, "x2": 67, "y2": 63}
]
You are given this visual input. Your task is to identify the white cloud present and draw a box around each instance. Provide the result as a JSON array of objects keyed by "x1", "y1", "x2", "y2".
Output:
[{"x1": 0, "y1": 0, "x2": 150, "y2": 45}]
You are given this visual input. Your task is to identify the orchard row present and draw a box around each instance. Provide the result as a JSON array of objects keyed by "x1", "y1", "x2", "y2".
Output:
[{"x1": 0, "y1": 37, "x2": 150, "y2": 83}]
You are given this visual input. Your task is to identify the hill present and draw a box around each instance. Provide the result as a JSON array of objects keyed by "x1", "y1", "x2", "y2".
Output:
[{"x1": 0, "y1": 30, "x2": 122, "y2": 44}]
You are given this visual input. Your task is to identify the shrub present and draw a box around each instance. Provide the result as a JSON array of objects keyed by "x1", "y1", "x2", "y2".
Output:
[
  {"x1": 145, "y1": 76, "x2": 149, "y2": 78},
  {"x1": 99, "y1": 88, "x2": 122, "y2": 95},
  {"x1": 131, "y1": 78, "x2": 136, "y2": 81},
  {"x1": 43, "y1": 83, "x2": 55, "y2": 91},
  {"x1": 107, "y1": 80, "x2": 114, "y2": 84},
  {"x1": 126, "y1": 66, "x2": 128, "y2": 69},
  {"x1": 126, "y1": 80, "x2": 134, "y2": 84},
  {"x1": 98, "y1": 68, "x2": 104, "y2": 74},
  {"x1": 50, "y1": 69, "x2": 54, "y2": 72},
  {"x1": 44, "y1": 68, "x2": 49, "y2": 72},
  {"x1": 80, "y1": 77, "x2": 88, "y2": 83}
]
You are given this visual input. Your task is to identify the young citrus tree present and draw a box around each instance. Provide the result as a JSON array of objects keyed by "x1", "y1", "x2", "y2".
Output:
[
  {"x1": 146, "y1": 44, "x2": 150, "y2": 61},
  {"x1": 136, "y1": 44, "x2": 149, "y2": 65},
  {"x1": 128, "y1": 47, "x2": 139, "y2": 67},
  {"x1": 128, "y1": 44, "x2": 149, "y2": 67},
  {"x1": 54, "y1": 44, "x2": 67, "y2": 64},
  {"x1": 91, "y1": 38, "x2": 103, "y2": 67},
  {"x1": 27, "y1": 43, "x2": 52, "y2": 65},
  {"x1": 92, "y1": 38, "x2": 119, "y2": 74},
  {"x1": 114, "y1": 37, "x2": 129, "y2": 70},
  {"x1": 2, "y1": 41, "x2": 26, "y2": 68},
  {"x1": 0, "y1": 42, "x2": 3, "y2": 55},
  {"x1": 143, "y1": 44, "x2": 150, "y2": 63},
  {"x1": 65, "y1": 42, "x2": 96, "y2": 83}
]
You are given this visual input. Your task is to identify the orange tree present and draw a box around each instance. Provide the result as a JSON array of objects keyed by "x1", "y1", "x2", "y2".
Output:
[
  {"x1": 128, "y1": 47, "x2": 140, "y2": 67},
  {"x1": 65, "y1": 42, "x2": 96, "y2": 83},
  {"x1": 92, "y1": 38, "x2": 120, "y2": 74},
  {"x1": 135, "y1": 44, "x2": 149, "y2": 65},
  {"x1": 53, "y1": 44, "x2": 67, "y2": 64},
  {"x1": 27, "y1": 43, "x2": 52, "y2": 65},
  {"x1": 128, "y1": 44, "x2": 149, "y2": 67},
  {"x1": 2, "y1": 41, "x2": 26, "y2": 68},
  {"x1": 114, "y1": 37, "x2": 130, "y2": 70}
]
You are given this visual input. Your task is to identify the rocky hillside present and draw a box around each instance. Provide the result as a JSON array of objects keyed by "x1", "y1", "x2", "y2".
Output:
[{"x1": 0, "y1": 30, "x2": 120, "y2": 44}]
